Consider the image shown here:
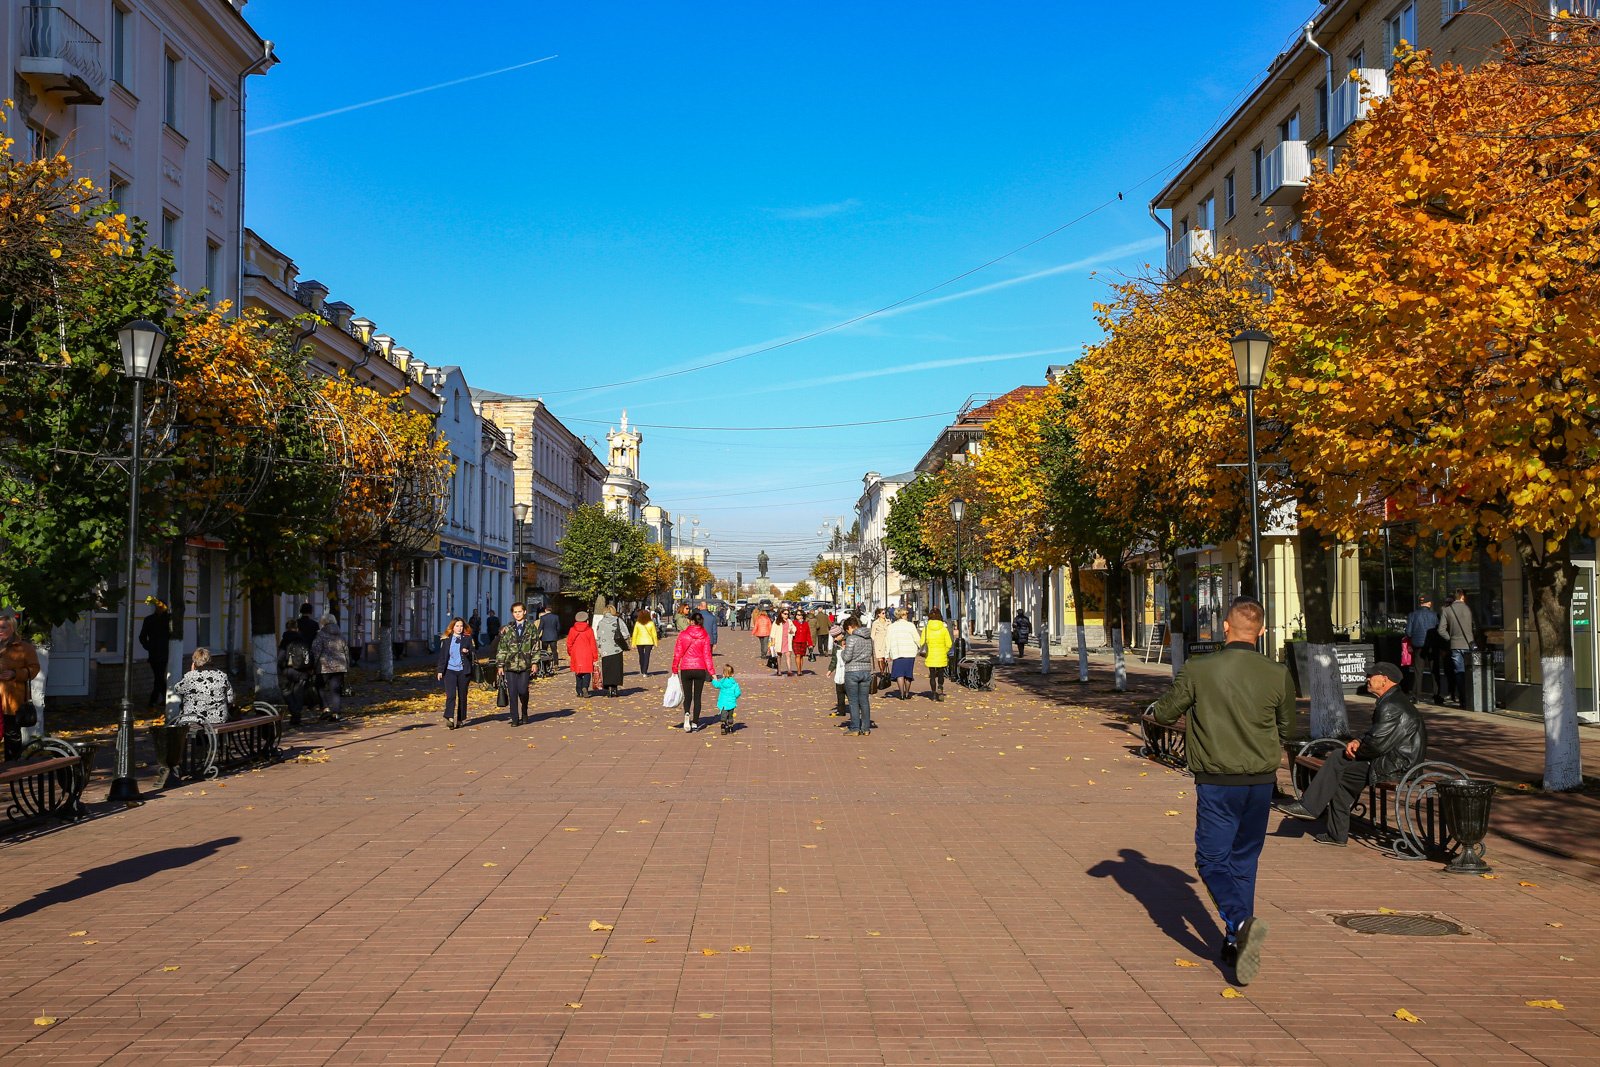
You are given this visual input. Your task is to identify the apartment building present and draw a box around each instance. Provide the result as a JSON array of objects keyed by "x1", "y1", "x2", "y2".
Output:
[
  {"x1": 473, "y1": 392, "x2": 607, "y2": 602},
  {"x1": 1148, "y1": 0, "x2": 1593, "y2": 716},
  {"x1": 4, "y1": 1, "x2": 275, "y2": 305}
]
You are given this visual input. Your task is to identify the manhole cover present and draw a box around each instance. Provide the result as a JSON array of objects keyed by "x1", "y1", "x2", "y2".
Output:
[{"x1": 1332, "y1": 912, "x2": 1463, "y2": 937}]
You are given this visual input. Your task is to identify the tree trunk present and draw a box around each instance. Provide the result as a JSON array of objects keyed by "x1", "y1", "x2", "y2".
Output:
[
  {"x1": 1516, "y1": 531, "x2": 1583, "y2": 791},
  {"x1": 1298, "y1": 526, "x2": 1347, "y2": 738},
  {"x1": 164, "y1": 537, "x2": 186, "y2": 714},
  {"x1": 1106, "y1": 557, "x2": 1127, "y2": 692},
  {"x1": 25, "y1": 641, "x2": 49, "y2": 744},
  {"x1": 376, "y1": 556, "x2": 395, "y2": 682},
  {"x1": 1069, "y1": 561, "x2": 1089, "y2": 682},
  {"x1": 998, "y1": 571, "x2": 1015, "y2": 665},
  {"x1": 1038, "y1": 567, "x2": 1051, "y2": 676},
  {"x1": 249, "y1": 580, "x2": 281, "y2": 700}
]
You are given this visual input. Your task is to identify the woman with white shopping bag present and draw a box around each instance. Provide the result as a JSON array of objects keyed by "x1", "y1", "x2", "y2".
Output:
[{"x1": 670, "y1": 610, "x2": 716, "y2": 731}]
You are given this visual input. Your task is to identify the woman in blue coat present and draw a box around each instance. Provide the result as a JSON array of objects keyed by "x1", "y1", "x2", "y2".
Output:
[{"x1": 436, "y1": 617, "x2": 476, "y2": 728}]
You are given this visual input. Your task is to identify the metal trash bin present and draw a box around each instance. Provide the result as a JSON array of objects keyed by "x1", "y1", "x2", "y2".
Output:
[{"x1": 1466, "y1": 649, "x2": 1497, "y2": 712}]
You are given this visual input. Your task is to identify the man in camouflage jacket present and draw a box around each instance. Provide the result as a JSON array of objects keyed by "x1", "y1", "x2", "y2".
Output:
[{"x1": 496, "y1": 602, "x2": 539, "y2": 727}]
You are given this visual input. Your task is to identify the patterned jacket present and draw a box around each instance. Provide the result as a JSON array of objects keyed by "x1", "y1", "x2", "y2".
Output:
[{"x1": 496, "y1": 619, "x2": 539, "y2": 673}]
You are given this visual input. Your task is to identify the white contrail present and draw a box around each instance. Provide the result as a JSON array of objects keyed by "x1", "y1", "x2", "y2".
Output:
[{"x1": 248, "y1": 55, "x2": 559, "y2": 135}]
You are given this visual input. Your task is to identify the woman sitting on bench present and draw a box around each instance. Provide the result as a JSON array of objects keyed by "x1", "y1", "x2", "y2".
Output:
[{"x1": 171, "y1": 647, "x2": 235, "y2": 727}]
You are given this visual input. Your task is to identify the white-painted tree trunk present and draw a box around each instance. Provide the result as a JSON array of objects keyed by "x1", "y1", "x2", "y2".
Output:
[
  {"x1": 24, "y1": 642, "x2": 48, "y2": 743},
  {"x1": 1075, "y1": 625, "x2": 1090, "y2": 682},
  {"x1": 1111, "y1": 625, "x2": 1126, "y2": 692},
  {"x1": 1304, "y1": 642, "x2": 1348, "y2": 738},
  {"x1": 1170, "y1": 633, "x2": 1185, "y2": 678},
  {"x1": 378, "y1": 625, "x2": 395, "y2": 682},
  {"x1": 164, "y1": 637, "x2": 183, "y2": 718},
  {"x1": 998, "y1": 622, "x2": 1014, "y2": 665},
  {"x1": 1541, "y1": 655, "x2": 1583, "y2": 791},
  {"x1": 1037, "y1": 571, "x2": 1050, "y2": 676},
  {"x1": 252, "y1": 633, "x2": 281, "y2": 700}
]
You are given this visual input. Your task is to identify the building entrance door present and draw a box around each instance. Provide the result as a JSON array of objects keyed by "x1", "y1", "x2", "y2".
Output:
[{"x1": 1574, "y1": 562, "x2": 1597, "y2": 724}]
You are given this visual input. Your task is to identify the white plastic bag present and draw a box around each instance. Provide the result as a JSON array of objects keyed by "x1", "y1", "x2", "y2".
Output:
[{"x1": 663, "y1": 672, "x2": 684, "y2": 709}]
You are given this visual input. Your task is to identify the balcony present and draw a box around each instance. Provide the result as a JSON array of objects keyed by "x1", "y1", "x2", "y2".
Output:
[
  {"x1": 1329, "y1": 68, "x2": 1389, "y2": 142},
  {"x1": 18, "y1": 5, "x2": 106, "y2": 106},
  {"x1": 1262, "y1": 140, "x2": 1312, "y2": 206},
  {"x1": 1166, "y1": 228, "x2": 1213, "y2": 278}
]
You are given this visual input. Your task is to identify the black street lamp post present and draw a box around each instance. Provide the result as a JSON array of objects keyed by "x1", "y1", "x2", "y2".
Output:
[
  {"x1": 109, "y1": 319, "x2": 168, "y2": 804},
  {"x1": 610, "y1": 538, "x2": 621, "y2": 608},
  {"x1": 512, "y1": 501, "x2": 530, "y2": 603},
  {"x1": 1230, "y1": 330, "x2": 1273, "y2": 607}
]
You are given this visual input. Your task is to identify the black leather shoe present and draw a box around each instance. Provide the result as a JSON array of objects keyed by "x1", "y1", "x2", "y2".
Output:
[
  {"x1": 1219, "y1": 941, "x2": 1238, "y2": 967},
  {"x1": 1313, "y1": 834, "x2": 1347, "y2": 847},
  {"x1": 1274, "y1": 800, "x2": 1316, "y2": 820}
]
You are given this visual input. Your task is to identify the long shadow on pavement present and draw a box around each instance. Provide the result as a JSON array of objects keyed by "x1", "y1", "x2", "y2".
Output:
[
  {"x1": 0, "y1": 836, "x2": 241, "y2": 924},
  {"x1": 1087, "y1": 847, "x2": 1220, "y2": 961}
]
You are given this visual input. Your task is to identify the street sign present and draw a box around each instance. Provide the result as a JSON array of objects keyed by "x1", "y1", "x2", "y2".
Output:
[{"x1": 845, "y1": 584, "x2": 856, "y2": 600}]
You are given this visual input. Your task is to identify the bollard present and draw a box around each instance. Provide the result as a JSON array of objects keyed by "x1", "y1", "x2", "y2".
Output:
[{"x1": 1439, "y1": 778, "x2": 1495, "y2": 875}]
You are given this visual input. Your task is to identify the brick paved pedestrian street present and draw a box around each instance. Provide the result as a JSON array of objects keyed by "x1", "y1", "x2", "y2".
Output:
[{"x1": 4, "y1": 635, "x2": 1600, "y2": 1065}]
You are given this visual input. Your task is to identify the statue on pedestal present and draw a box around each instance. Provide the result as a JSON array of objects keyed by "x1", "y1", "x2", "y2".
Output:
[{"x1": 757, "y1": 551, "x2": 769, "y2": 578}]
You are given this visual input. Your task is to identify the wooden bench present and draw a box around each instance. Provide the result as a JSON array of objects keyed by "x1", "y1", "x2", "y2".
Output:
[
  {"x1": 149, "y1": 702, "x2": 284, "y2": 786},
  {"x1": 1, "y1": 737, "x2": 95, "y2": 826},
  {"x1": 1138, "y1": 705, "x2": 1188, "y2": 770},
  {"x1": 1291, "y1": 738, "x2": 1470, "y2": 861}
]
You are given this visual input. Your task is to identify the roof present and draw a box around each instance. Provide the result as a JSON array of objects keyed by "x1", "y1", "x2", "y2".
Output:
[
  {"x1": 958, "y1": 386, "x2": 1049, "y2": 425},
  {"x1": 915, "y1": 385, "x2": 1051, "y2": 474}
]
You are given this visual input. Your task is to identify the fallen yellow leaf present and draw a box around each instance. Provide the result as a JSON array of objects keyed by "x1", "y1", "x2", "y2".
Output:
[
  {"x1": 1164, "y1": 810, "x2": 1181, "y2": 816},
  {"x1": 867, "y1": 931, "x2": 881, "y2": 937},
  {"x1": 161, "y1": 965, "x2": 180, "y2": 972},
  {"x1": 482, "y1": 862, "x2": 498, "y2": 868},
  {"x1": 34, "y1": 1016, "x2": 57, "y2": 1026},
  {"x1": 1548, "y1": 922, "x2": 1565, "y2": 928},
  {"x1": 697, "y1": 1011, "x2": 716, "y2": 1019},
  {"x1": 590, "y1": 953, "x2": 606, "y2": 960},
  {"x1": 1394, "y1": 1008, "x2": 1422, "y2": 1024},
  {"x1": 1378, "y1": 907, "x2": 1400, "y2": 915},
  {"x1": 1481, "y1": 874, "x2": 1499, "y2": 880},
  {"x1": 565, "y1": 1002, "x2": 582, "y2": 1009},
  {"x1": 701, "y1": 948, "x2": 719, "y2": 956},
  {"x1": 803, "y1": 935, "x2": 820, "y2": 940},
  {"x1": 732, "y1": 945, "x2": 752, "y2": 952},
  {"x1": 1519, "y1": 881, "x2": 1539, "y2": 888},
  {"x1": 68, "y1": 931, "x2": 86, "y2": 938},
  {"x1": 589, "y1": 921, "x2": 614, "y2": 932},
  {"x1": 644, "y1": 938, "x2": 658, "y2": 943},
  {"x1": 1175, "y1": 959, "x2": 1198, "y2": 968},
  {"x1": 1221, "y1": 988, "x2": 1243, "y2": 999},
  {"x1": 1526, "y1": 999, "x2": 1565, "y2": 1010},
  {"x1": 82, "y1": 940, "x2": 98, "y2": 945},
  {"x1": 775, "y1": 887, "x2": 787, "y2": 894},
  {"x1": 802, "y1": 844, "x2": 818, "y2": 849}
]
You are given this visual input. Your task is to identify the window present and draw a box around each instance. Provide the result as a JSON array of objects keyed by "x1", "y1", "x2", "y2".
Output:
[
  {"x1": 1550, "y1": 0, "x2": 1599, "y2": 14},
  {"x1": 1348, "y1": 46, "x2": 1367, "y2": 74},
  {"x1": 1443, "y1": 0, "x2": 1469, "y2": 21},
  {"x1": 1317, "y1": 81, "x2": 1329, "y2": 134},
  {"x1": 1251, "y1": 144, "x2": 1264, "y2": 197},
  {"x1": 1197, "y1": 194, "x2": 1215, "y2": 231},
  {"x1": 25, "y1": 122, "x2": 56, "y2": 161},
  {"x1": 1386, "y1": 4, "x2": 1417, "y2": 57},
  {"x1": 205, "y1": 240, "x2": 222, "y2": 297},
  {"x1": 112, "y1": 5, "x2": 131, "y2": 87},
  {"x1": 1279, "y1": 110, "x2": 1301, "y2": 143},
  {"x1": 163, "y1": 52, "x2": 182, "y2": 129},
  {"x1": 208, "y1": 91, "x2": 225, "y2": 163},
  {"x1": 161, "y1": 211, "x2": 179, "y2": 272},
  {"x1": 108, "y1": 173, "x2": 130, "y2": 208},
  {"x1": 1223, "y1": 172, "x2": 1236, "y2": 220}
]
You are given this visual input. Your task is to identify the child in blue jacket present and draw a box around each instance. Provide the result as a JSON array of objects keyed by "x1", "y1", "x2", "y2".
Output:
[{"x1": 710, "y1": 665, "x2": 741, "y2": 733}]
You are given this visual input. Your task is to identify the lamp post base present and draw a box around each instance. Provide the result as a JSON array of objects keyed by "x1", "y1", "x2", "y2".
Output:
[{"x1": 107, "y1": 775, "x2": 143, "y2": 803}]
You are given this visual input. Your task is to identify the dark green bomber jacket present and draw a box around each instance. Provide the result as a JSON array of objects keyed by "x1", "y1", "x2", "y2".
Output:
[{"x1": 1152, "y1": 642, "x2": 1297, "y2": 785}]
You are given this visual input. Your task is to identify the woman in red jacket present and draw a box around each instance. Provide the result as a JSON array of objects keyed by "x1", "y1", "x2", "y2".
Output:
[
  {"x1": 792, "y1": 615, "x2": 813, "y2": 674},
  {"x1": 566, "y1": 611, "x2": 600, "y2": 699},
  {"x1": 670, "y1": 610, "x2": 716, "y2": 731}
]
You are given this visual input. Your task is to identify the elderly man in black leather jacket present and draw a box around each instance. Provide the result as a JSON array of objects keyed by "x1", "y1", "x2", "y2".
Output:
[{"x1": 1275, "y1": 661, "x2": 1427, "y2": 846}]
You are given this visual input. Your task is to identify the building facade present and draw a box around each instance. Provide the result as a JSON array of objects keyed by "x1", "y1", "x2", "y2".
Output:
[
  {"x1": 600, "y1": 411, "x2": 648, "y2": 522},
  {"x1": 433, "y1": 367, "x2": 513, "y2": 633},
  {"x1": 854, "y1": 470, "x2": 917, "y2": 616},
  {"x1": 474, "y1": 392, "x2": 606, "y2": 601},
  {"x1": 4, "y1": 0, "x2": 275, "y2": 307}
]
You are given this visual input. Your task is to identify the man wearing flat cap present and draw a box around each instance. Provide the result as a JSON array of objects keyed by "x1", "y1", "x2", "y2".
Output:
[{"x1": 1275, "y1": 662, "x2": 1427, "y2": 846}]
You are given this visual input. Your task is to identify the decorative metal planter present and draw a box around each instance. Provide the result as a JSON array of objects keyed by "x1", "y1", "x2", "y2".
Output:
[
  {"x1": 1438, "y1": 778, "x2": 1495, "y2": 875},
  {"x1": 146, "y1": 724, "x2": 190, "y2": 789}
]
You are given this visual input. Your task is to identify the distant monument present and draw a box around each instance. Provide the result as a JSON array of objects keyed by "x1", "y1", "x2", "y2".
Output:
[{"x1": 752, "y1": 551, "x2": 774, "y2": 597}]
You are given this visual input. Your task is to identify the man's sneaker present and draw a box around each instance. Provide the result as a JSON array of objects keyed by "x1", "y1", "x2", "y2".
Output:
[
  {"x1": 1233, "y1": 917, "x2": 1268, "y2": 985},
  {"x1": 1274, "y1": 800, "x2": 1316, "y2": 820},
  {"x1": 1219, "y1": 940, "x2": 1238, "y2": 967},
  {"x1": 1313, "y1": 833, "x2": 1347, "y2": 847}
]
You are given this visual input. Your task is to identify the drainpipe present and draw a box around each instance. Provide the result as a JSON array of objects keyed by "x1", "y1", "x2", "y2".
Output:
[
  {"x1": 235, "y1": 40, "x2": 278, "y2": 307},
  {"x1": 1305, "y1": 20, "x2": 1333, "y2": 161},
  {"x1": 1148, "y1": 204, "x2": 1170, "y2": 245}
]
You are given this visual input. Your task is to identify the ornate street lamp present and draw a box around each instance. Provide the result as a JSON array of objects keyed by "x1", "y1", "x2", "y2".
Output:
[
  {"x1": 511, "y1": 501, "x2": 530, "y2": 602},
  {"x1": 610, "y1": 538, "x2": 621, "y2": 607},
  {"x1": 1231, "y1": 329, "x2": 1273, "y2": 605},
  {"x1": 109, "y1": 318, "x2": 167, "y2": 803}
]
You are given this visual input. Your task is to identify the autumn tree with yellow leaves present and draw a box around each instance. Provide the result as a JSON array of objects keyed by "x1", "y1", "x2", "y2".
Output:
[{"x1": 1275, "y1": 25, "x2": 1600, "y2": 788}]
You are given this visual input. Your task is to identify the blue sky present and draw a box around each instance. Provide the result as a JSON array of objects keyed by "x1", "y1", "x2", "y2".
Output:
[{"x1": 243, "y1": 1, "x2": 1314, "y2": 583}]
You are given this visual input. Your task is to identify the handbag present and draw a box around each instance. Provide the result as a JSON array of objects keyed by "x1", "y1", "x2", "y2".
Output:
[
  {"x1": 16, "y1": 702, "x2": 38, "y2": 729},
  {"x1": 495, "y1": 674, "x2": 510, "y2": 707},
  {"x1": 663, "y1": 672, "x2": 684, "y2": 709},
  {"x1": 1400, "y1": 638, "x2": 1414, "y2": 668}
]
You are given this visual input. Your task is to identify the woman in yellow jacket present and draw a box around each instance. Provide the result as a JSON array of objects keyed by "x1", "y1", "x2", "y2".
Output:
[
  {"x1": 631, "y1": 608, "x2": 659, "y2": 678},
  {"x1": 920, "y1": 606, "x2": 955, "y2": 702}
]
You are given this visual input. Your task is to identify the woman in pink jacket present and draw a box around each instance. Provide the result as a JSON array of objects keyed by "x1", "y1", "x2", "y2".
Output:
[
  {"x1": 772, "y1": 608, "x2": 799, "y2": 677},
  {"x1": 671, "y1": 610, "x2": 716, "y2": 731}
]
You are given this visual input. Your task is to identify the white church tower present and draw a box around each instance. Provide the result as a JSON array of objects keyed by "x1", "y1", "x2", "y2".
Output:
[{"x1": 601, "y1": 410, "x2": 648, "y2": 522}]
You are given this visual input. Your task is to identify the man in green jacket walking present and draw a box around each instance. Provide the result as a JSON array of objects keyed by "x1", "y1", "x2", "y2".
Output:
[{"x1": 1152, "y1": 598, "x2": 1296, "y2": 985}]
